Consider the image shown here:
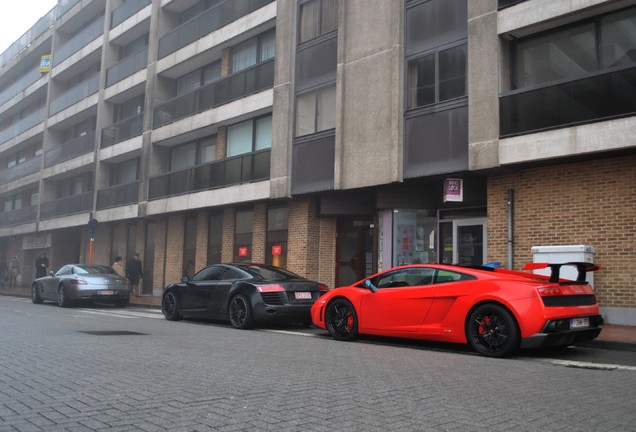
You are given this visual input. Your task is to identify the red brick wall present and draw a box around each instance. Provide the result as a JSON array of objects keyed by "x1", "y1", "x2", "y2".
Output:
[
  {"x1": 488, "y1": 155, "x2": 636, "y2": 309},
  {"x1": 252, "y1": 204, "x2": 267, "y2": 263}
]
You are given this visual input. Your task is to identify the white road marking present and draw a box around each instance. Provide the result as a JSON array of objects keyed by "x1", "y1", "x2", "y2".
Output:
[
  {"x1": 526, "y1": 358, "x2": 636, "y2": 371},
  {"x1": 261, "y1": 329, "x2": 320, "y2": 337},
  {"x1": 74, "y1": 308, "x2": 163, "y2": 319}
]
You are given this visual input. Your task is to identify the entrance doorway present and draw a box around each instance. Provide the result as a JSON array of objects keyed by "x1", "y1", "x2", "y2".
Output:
[
  {"x1": 336, "y1": 219, "x2": 374, "y2": 287},
  {"x1": 439, "y1": 218, "x2": 487, "y2": 265}
]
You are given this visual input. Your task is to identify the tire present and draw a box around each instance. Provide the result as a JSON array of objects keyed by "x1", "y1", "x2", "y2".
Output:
[
  {"x1": 31, "y1": 284, "x2": 43, "y2": 304},
  {"x1": 325, "y1": 298, "x2": 359, "y2": 341},
  {"x1": 57, "y1": 284, "x2": 72, "y2": 308},
  {"x1": 228, "y1": 294, "x2": 253, "y2": 329},
  {"x1": 466, "y1": 303, "x2": 520, "y2": 358},
  {"x1": 162, "y1": 291, "x2": 182, "y2": 321}
]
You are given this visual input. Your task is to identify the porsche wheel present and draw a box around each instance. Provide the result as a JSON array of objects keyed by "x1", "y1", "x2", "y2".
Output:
[
  {"x1": 162, "y1": 291, "x2": 182, "y2": 321},
  {"x1": 467, "y1": 303, "x2": 520, "y2": 358},
  {"x1": 229, "y1": 294, "x2": 253, "y2": 329},
  {"x1": 325, "y1": 298, "x2": 358, "y2": 341},
  {"x1": 31, "y1": 284, "x2": 43, "y2": 304},
  {"x1": 57, "y1": 284, "x2": 72, "y2": 308}
]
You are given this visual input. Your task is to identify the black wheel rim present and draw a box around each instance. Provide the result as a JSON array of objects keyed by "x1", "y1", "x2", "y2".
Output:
[
  {"x1": 229, "y1": 297, "x2": 247, "y2": 327},
  {"x1": 471, "y1": 312, "x2": 508, "y2": 354},
  {"x1": 326, "y1": 303, "x2": 354, "y2": 338},
  {"x1": 163, "y1": 293, "x2": 177, "y2": 318}
]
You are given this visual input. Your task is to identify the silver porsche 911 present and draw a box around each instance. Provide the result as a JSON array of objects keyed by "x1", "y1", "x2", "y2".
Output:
[{"x1": 32, "y1": 264, "x2": 130, "y2": 307}]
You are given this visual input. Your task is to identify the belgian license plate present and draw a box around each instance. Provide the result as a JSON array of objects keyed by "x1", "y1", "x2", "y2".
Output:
[
  {"x1": 98, "y1": 290, "x2": 114, "y2": 296},
  {"x1": 295, "y1": 292, "x2": 312, "y2": 300},
  {"x1": 570, "y1": 317, "x2": 589, "y2": 329}
]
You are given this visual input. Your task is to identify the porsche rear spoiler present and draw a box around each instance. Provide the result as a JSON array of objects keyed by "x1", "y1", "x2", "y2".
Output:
[{"x1": 522, "y1": 262, "x2": 601, "y2": 283}]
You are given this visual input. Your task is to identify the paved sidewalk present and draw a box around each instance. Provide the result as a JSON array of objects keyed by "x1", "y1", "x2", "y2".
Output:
[{"x1": 1, "y1": 285, "x2": 634, "y2": 351}]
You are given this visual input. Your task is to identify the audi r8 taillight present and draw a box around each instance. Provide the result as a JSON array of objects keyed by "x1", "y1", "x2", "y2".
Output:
[{"x1": 257, "y1": 284, "x2": 285, "y2": 292}]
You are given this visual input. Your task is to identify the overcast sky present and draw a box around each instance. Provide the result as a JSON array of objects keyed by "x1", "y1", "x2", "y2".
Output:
[{"x1": 0, "y1": 0, "x2": 59, "y2": 54}]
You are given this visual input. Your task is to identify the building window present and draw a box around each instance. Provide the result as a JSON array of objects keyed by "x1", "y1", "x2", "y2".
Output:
[
  {"x1": 513, "y1": 7, "x2": 636, "y2": 89},
  {"x1": 170, "y1": 136, "x2": 216, "y2": 170},
  {"x1": 299, "y1": 0, "x2": 337, "y2": 44},
  {"x1": 234, "y1": 209, "x2": 253, "y2": 262},
  {"x1": 231, "y1": 30, "x2": 275, "y2": 73},
  {"x1": 295, "y1": 84, "x2": 336, "y2": 136},
  {"x1": 266, "y1": 206, "x2": 288, "y2": 268},
  {"x1": 227, "y1": 115, "x2": 272, "y2": 157},
  {"x1": 392, "y1": 210, "x2": 438, "y2": 267},
  {"x1": 407, "y1": 43, "x2": 466, "y2": 109},
  {"x1": 110, "y1": 158, "x2": 139, "y2": 186}
]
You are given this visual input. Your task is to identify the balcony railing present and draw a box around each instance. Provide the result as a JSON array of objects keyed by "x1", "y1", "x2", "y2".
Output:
[
  {"x1": 0, "y1": 7, "x2": 56, "y2": 69},
  {"x1": 49, "y1": 73, "x2": 100, "y2": 116},
  {"x1": 96, "y1": 181, "x2": 140, "y2": 210},
  {"x1": 53, "y1": 16, "x2": 105, "y2": 67},
  {"x1": 111, "y1": 0, "x2": 151, "y2": 28},
  {"x1": 153, "y1": 59, "x2": 274, "y2": 128},
  {"x1": 106, "y1": 47, "x2": 148, "y2": 87},
  {"x1": 148, "y1": 150, "x2": 270, "y2": 200},
  {"x1": 0, "y1": 67, "x2": 44, "y2": 106},
  {"x1": 40, "y1": 191, "x2": 93, "y2": 219},
  {"x1": 158, "y1": 0, "x2": 274, "y2": 59},
  {"x1": 101, "y1": 113, "x2": 144, "y2": 148},
  {"x1": 0, "y1": 107, "x2": 46, "y2": 145},
  {"x1": 500, "y1": 67, "x2": 636, "y2": 137},
  {"x1": 0, "y1": 156, "x2": 42, "y2": 184},
  {"x1": 44, "y1": 131, "x2": 96, "y2": 168},
  {"x1": 0, "y1": 206, "x2": 37, "y2": 228}
]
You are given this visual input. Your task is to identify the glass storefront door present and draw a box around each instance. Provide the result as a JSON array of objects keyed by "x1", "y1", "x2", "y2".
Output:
[{"x1": 453, "y1": 218, "x2": 487, "y2": 265}]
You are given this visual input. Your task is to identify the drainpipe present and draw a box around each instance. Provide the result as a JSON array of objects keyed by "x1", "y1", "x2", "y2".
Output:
[{"x1": 507, "y1": 189, "x2": 514, "y2": 270}]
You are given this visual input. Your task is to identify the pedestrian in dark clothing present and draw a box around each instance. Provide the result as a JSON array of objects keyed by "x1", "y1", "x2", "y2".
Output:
[
  {"x1": 0, "y1": 258, "x2": 7, "y2": 287},
  {"x1": 35, "y1": 253, "x2": 49, "y2": 279},
  {"x1": 126, "y1": 253, "x2": 143, "y2": 296},
  {"x1": 9, "y1": 256, "x2": 20, "y2": 287}
]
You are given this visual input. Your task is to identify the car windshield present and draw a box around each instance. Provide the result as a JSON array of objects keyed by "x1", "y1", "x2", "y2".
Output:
[
  {"x1": 236, "y1": 264, "x2": 303, "y2": 281},
  {"x1": 75, "y1": 265, "x2": 116, "y2": 275}
]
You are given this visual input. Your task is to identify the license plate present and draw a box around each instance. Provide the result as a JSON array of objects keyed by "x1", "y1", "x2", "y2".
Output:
[
  {"x1": 295, "y1": 292, "x2": 312, "y2": 300},
  {"x1": 97, "y1": 290, "x2": 114, "y2": 296},
  {"x1": 570, "y1": 317, "x2": 589, "y2": 329}
]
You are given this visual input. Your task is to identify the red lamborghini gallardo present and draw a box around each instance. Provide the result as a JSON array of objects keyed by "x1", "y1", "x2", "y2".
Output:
[{"x1": 311, "y1": 262, "x2": 603, "y2": 357}]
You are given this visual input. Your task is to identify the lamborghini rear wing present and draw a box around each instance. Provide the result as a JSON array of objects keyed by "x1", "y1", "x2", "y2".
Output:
[{"x1": 522, "y1": 262, "x2": 601, "y2": 283}]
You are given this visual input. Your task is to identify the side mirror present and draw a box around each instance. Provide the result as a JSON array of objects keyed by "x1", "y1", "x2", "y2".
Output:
[
  {"x1": 181, "y1": 275, "x2": 191, "y2": 284},
  {"x1": 364, "y1": 279, "x2": 378, "y2": 293},
  {"x1": 49, "y1": 271, "x2": 54, "y2": 277}
]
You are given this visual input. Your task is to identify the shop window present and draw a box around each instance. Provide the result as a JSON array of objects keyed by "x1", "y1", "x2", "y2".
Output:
[
  {"x1": 392, "y1": 210, "x2": 437, "y2": 266},
  {"x1": 266, "y1": 206, "x2": 288, "y2": 268},
  {"x1": 234, "y1": 209, "x2": 253, "y2": 262}
]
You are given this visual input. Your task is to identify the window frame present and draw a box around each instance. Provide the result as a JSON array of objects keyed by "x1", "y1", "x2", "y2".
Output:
[{"x1": 294, "y1": 84, "x2": 336, "y2": 137}]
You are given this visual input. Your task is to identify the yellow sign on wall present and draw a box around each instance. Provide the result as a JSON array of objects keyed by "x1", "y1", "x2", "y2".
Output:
[{"x1": 40, "y1": 55, "x2": 51, "y2": 73}]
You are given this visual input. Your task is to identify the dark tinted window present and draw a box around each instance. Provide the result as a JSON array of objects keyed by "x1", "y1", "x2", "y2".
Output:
[
  {"x1": 237, "y1": 264, "x2": 303, "y2": 281},
  {"x1": 406, "y1": 0, "x2": 467, "y2": 56}
]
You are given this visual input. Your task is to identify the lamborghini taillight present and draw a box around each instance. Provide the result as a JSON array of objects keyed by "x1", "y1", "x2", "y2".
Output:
[{"x1": 537, "y1": 285, "x2": 563, "y2": 296}]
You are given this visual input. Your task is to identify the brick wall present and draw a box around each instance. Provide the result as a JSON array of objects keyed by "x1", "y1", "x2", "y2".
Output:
[
  {"x1": 165, "y1": 215, "x2": 185, "y2": 286},
  {"x1": 252, "y1": 204, "x2": 267, "y2": 263},
  {"x1": 288, "y1": 200, "x2": 322, "y2": 281},
  {"x1": 195, "y1": 211, "x2": 208, "y2": 270},
  {"x1": 153, "y1": 219, "x2": 167, "y2": 289},
  {"x1": 222, "y1": 207, "x2": 235, "y2": 262},
  {"x1": 488, "y1": 155, "x2": 636, "y2": 309},
  {"x1": 319, "y1": 217, "x2": 337, "y2": 288}
]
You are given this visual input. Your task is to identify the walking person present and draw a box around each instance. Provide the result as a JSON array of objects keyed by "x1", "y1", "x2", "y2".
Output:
[
  {"x1": 112, "y1": 256, "x2": 125, "y2": 278},
  {"x1": 126, "y1": 253, "x2": 143, "y2": 296},
  {"x1": 35, "y1": 253, "x2": 49, "y2": 279},
  {"x1": 0, "y1": 257, "x2": 7, "y2": 287},
  {"x1": 9, "y1": 256, "x2": 20, "y2": 288}
]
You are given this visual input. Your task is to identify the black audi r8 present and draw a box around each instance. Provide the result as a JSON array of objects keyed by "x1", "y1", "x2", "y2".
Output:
[{"x1": 161, "y1": 263, "x2": 328, "y2": 329}]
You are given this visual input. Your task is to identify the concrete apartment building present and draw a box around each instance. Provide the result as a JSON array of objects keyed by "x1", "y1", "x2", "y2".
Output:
[{"x1": 0, "y1": 0, "x2": 634, "y2": 324}]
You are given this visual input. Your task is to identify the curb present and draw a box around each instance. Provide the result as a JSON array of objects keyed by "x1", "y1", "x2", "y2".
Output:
[{"x1": 577, "y1": 340, "x2": 636, "y2": 352}]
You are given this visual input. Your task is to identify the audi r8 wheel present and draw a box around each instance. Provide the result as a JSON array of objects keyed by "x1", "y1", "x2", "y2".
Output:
[
  {"x1": 325, "y1": 298, "x2": 358, "y2": 341},
  {"x1": 162, "y1": 291, "x2": 182, "y2": 321},
  {"x1": 229, "y1": 294, "x2": 253, "y2": 329},
  {"x1": 57, "y1": 284, "x2": 71, "y2": 308},
  {"x1": 31, "y1": 283, "x2": 43, "y2": 304},
  {"x1": 467, "y1": 303, "x2": 520, "y2": 358}
]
